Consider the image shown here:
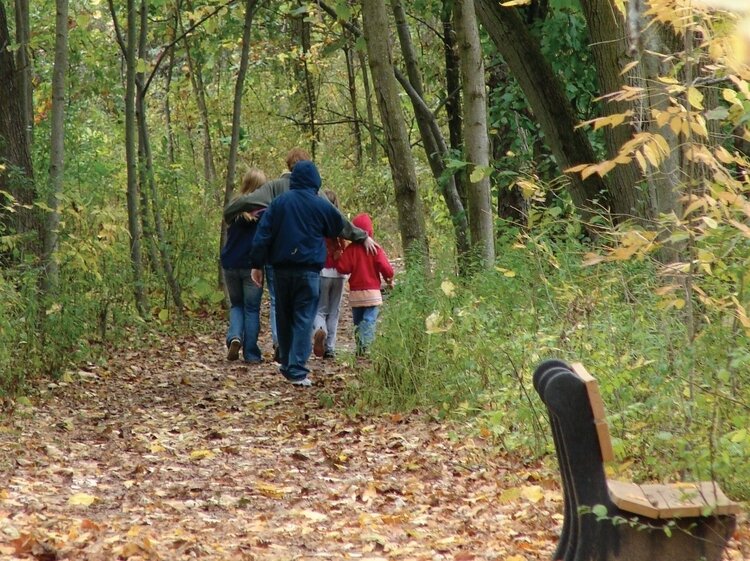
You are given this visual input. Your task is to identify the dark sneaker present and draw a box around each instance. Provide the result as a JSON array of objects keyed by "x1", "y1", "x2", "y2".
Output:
[
  {"x1": 323, "y1": 349, "x2": 336, "y2": 360},
  {"x1": 227, "y1": 338, "x2": 241, "y2": 361},
  {"x1": 273, "y1": 345, "x2": 280, "y2": 364},
  {"x1": 290, "y1": 377, "x2": 312, "y2": 387},
  {"x1": 313, "y1": 328, "x2": 326, "y2": 358}
]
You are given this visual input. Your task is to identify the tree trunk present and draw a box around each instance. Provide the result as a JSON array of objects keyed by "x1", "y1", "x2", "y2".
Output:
[
  {"x1": 361, "y1": 0, "x2": 428, "y2": 264},
  {"x1": 391, "y1": 0, "x2": 469, "y2": 271},
  {"x1": 221, "y1": 0, "x2": 259, "y2": 287},
  {"x1": 291, "y1": 1, "x2": 318, "y2": 158},
  {"x1": 108, "y1": 0, "x2": 147, "y2": 316},
  {"x1": 475, "y1": 0, "x2": 611, "y2": 225},
  {"x1": 441, "y1": 0, "x2": 467, "y2": 209},
  {"x1": 357, "y1": 48, "x2": 379, "y2": 164},
  {"x1": 343, "y1": 40, "x2": 363, "y2": 167},
  {"x1": 14, "y1": 0, "x2": 32, "y2": 148},
  {"x1": 164, "y1": 35, "x2": 177, "y2": 166},
  {"x1": 638, "y1": 23, "x2": 683, "y2": 222},
  {"x1": 454, "y1": 0, "x2": 495, "y2": 269},
  {"x1": 0, "y1": 0, "x2": 38, "y2": 255},
  {"x1": 41, "y1": 0, "x2": 68, "y2": 295},
  {"x1": 578, "y1": 0, "x2": 643, "y2": 220},
  {"x1": 179, "y1": 6, "x2": 218, "y2": 204},
  {"x1": 136, "y1": 0, "x2": 183, "y2": 312},
  {"x1": 136, "y1": 0, "x2": 163, "y2": 275}
]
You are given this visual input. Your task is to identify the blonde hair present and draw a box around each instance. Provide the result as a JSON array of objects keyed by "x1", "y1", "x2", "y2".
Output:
[
  {"x1": 323, "y1": 189, "x2": 339, "y2": 208},
  {"x1": 285, "y1": 147, "x2": 311, "y2": 171},
  {"x1": 239, "y1": 167, "x2": 267, "y2": 196}
]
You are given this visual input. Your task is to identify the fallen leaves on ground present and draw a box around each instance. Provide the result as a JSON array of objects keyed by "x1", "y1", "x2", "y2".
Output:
[{"x1": 0, "y1": 314, "x2": 747, "y2": 560}]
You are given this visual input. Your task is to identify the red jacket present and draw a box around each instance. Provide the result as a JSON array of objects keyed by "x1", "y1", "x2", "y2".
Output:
[{"x1": 335, "y1": 213, "x2": 394, "y2": 290}]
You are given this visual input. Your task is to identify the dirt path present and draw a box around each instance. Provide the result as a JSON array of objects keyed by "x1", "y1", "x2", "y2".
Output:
[{"x1": 0, "y1": 315, "x2": 747, "y2": 560}]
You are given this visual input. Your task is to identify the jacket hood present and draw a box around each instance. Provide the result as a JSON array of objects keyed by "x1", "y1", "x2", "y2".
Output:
[
  {"x1": 352, "y1": 213, "x2": 373, "y2": 236},
  {"x1": 289, "y1": 160, "x2": 321, "y2": 191}
]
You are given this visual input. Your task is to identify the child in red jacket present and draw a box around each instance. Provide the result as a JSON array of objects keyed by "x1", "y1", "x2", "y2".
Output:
[{"x1": 335, "y1": 213, "x2": 394, "y2": 355}]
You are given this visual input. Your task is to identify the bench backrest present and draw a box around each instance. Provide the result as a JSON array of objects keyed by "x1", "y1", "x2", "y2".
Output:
[{"x1": 570, "y1": 362, "x2": 615, "y2": 462}]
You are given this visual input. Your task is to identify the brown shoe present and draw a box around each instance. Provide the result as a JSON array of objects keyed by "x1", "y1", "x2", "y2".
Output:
[
  {"x1": 227, "y1": 338, "x2": 241, "y2": 361},
  {"x1": 313, "y1": 328, "x2": 326, "y2": 358}
]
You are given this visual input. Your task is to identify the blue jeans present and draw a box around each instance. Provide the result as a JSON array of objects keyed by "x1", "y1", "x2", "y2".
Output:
[
  {"x1": 313, "y1": 276, "x2": 345, "y2": 352},
  {"x1": 352, "y1": 306, "x2": 379, "y2": 353},
  {"x1": 273, "y1": 268, "x2": 320, "y2": 381},
  {"x1": 264, "y1": 265, "x2": 278, "y2": 347},
  {"x1": 224, "y1": 268, "x2": 263, "y2": 362}
]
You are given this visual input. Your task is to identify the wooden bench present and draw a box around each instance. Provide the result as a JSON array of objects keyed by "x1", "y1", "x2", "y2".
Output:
[{"x1": 532, "y1": 359, "x2": 740, "y2": 561}]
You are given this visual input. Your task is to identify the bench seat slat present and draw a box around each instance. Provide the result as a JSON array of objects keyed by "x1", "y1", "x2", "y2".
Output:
[
  {"x1": 608, "y1": 480, "x2": 740, "y2": 519},
  {"x1": 568, "y1": 362, "x2": 741, "y2": 520}
]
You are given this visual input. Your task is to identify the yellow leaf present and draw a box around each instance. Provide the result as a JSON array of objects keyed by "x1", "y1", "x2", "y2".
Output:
[
  {"x1": 68, "y1": 493, "x2": 97, "y2": 506},
  {"x1": 189, "y1": 449, "x2": 215, "y2": 461},
  {"x1": 500, "y1": 0, "x2": 531, "y2": 5},
  {"x1": 620, "y1": 60, "x2": 639, "y2": 75},
  {"x1": 655, "y1": 109, "x2": 671, "y2": 128},
  {"x1": 642, "y1": 144, "x2": 660, "y2": 167},
  {"x1": 715, "y1": 146, "x2": 735, "y2": 164},
  {"x1": 521, "y1": 485, "x2": 545, "y2": 503},
  {"x1": 610, "y1": 245, "x2": 639, "y2": 261},
  {"x1": 564, "y1": 164, "x2": 589, "y2": 173},
  {"x1": 516, "y1": 179, "x2": 539, "y2": 199},
  {"x1": 723, "y1": 88, "x2": 738, "y2": 103},
  {"x1": 635, "y1": 151, "x2": 647, "y2": 171},
  {"x1": 652, "y1": 134, "x2": 671, "y2": 156},
  {"x1": 580, "y1": 165, "x2": 599, "y2": 180},
  {"x1": 440, "y1": 280, "x2": 456, "y2": 297},
  {"x1": 582, "y1": 253, "x2": 605, "y2": 267},
  {"x1": 498, "y1": 487, "x2": 522, "y2": 504},
  {"x1": 687, "y1": 87, "x2": 704, "y2": 109},
  {"x1": 669, "y1": 116, "x2": 683, "y2": 135},
  {"x1": 690, "y1": 117, "x2": 708, "y2": 138},
  {"x1": 597, "y1": 159, "x2": 617, "y2": 177},
  {"x1": 729, "y1": 219, "x2": 750, "y2": 237},
  {"x1": 425, "y1": 311, "x2": 453, "y2": 334},
  {"x1": 256, "y1": 482, "x2": 293, "y2": 498}
]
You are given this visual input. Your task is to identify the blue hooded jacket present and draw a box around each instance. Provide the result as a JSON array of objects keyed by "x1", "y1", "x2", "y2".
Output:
[
  {"x1": 220, "y1": 208, "x2": 265, "y2": 269},
  {"x1": 249, "y1": 161, "x2": 345, "y2": 271}
]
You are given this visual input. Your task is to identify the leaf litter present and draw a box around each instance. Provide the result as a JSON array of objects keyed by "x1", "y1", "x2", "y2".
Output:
[{"x1": 0, "y1": 315, "x2": 747, "y2": 560}]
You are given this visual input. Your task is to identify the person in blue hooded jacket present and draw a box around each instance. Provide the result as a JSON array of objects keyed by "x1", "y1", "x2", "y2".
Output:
[{"x1": 249, "y1": 161, "x2": 344, "y2": 386}]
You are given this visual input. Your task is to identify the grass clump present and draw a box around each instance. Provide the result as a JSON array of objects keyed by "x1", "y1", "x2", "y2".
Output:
[{"x1": 352, "y1": 226, "x2": 750, "y2": 500}]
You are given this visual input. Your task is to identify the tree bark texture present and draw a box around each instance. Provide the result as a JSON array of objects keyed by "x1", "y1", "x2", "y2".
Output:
[
  {"x1": 42, "y1": 0, "x2": 69, "y2": 295},
  {"x1": 475, "y1": 0, "x2": 610, "y2": 224},
  {"x1": 137, "y1": 0, "x2": 163, "y2": 276},
  {"x1": 179, "y1": 7, "x2": 219, "y2": 204},
  {"x1": 441, "y1": 0, "x2": 467, "y2": 208},
  {"x1": 357, "y1": 48, "x2": 379, "y2": 163},
  {"x1": 638, "y1": 21, "x2": 683, "y2": 221},
  {"x1": 291, "y1": 1, "x2": 318, "y2": 157},
  {"x1": 221, "y1": 0, "x2": 258, "y2": 287},
  {"x1": 361, "y1": 0, "x2": 428, "y2": 263},
  {"x1": 136, "y1": 0, "x2": 183, "y2": 312},
  {"x1": 578, "y1": 0, "x2": 644, "y2": 220},
  {"x1": 108, "y1": 0, "x2": 148, "y2": 316},
  {"x1": 391, "y1": 0, "x2": 469, "y2": 270},
  {"x1": 454, "y1": 0, "x2": 495, "y2": 269},
  {"x1": 14, "y1": 0, "x2": 32, "y2": 147},
  {"x1": 0, "y1": 0, "x2": 38, "y2": 253},
  {"x1": 343, "y1": 41, "x2": 363, "y2": 167}
]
